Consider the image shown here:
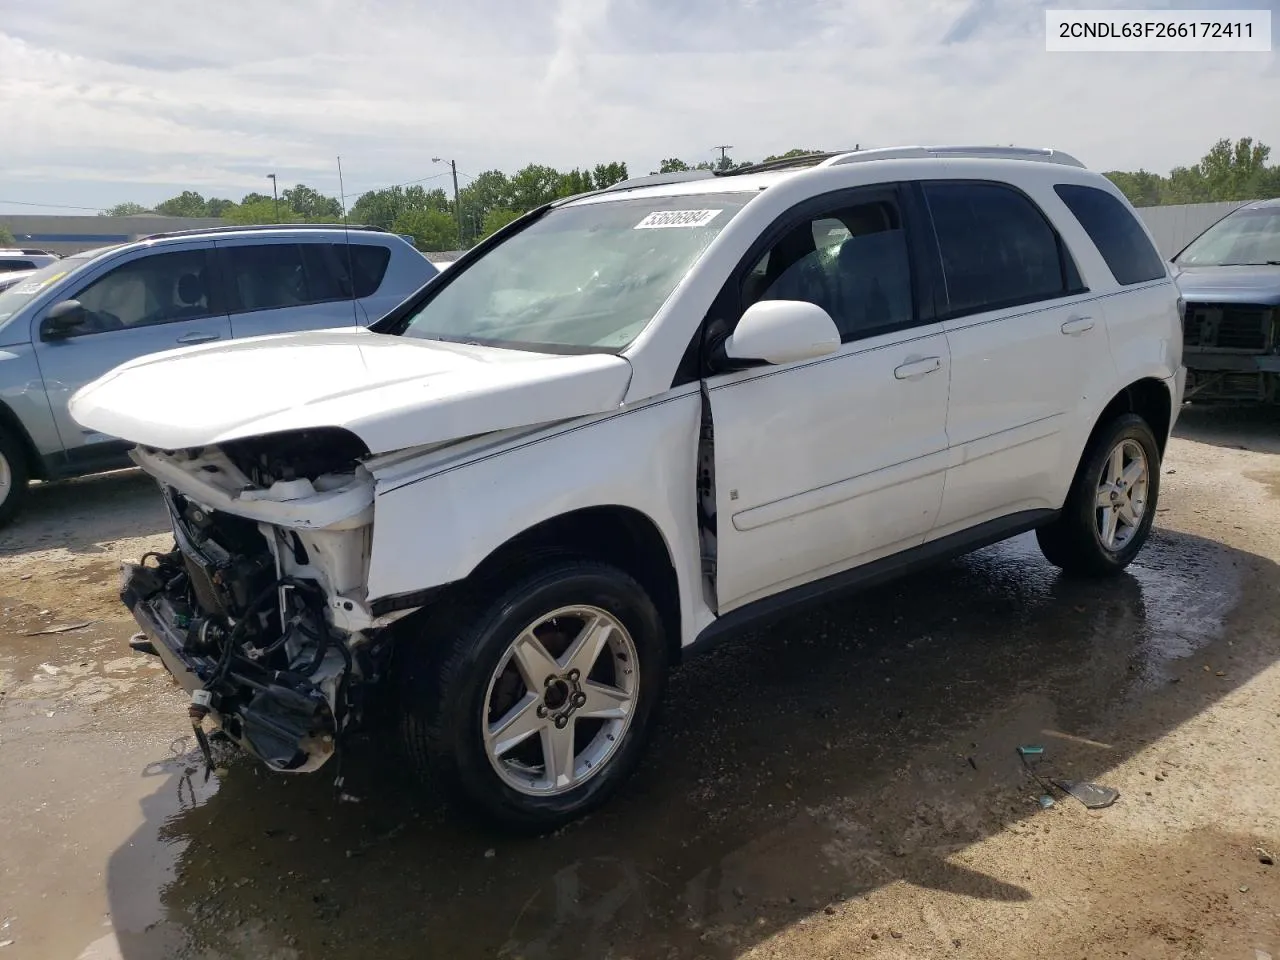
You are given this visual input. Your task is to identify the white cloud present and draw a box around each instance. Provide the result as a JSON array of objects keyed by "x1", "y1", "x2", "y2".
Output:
[{"x1": 0, "y1": 0, "x2": 1276, "y2": 211}]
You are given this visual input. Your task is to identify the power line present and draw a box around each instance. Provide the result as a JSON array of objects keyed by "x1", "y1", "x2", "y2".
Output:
[
  {"x1": 0, "y1": 197, "x2": 104, "y2": 209},
  {"x1": 339, "y1": 169, "x2": 454, "y2": 197}
]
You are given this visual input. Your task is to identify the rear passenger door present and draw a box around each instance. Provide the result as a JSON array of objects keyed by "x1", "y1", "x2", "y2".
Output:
[
  {"x1": 920, "y1": 180, "x2": 1101, "y2": 537},
  {"x1": 216, "y1": 240, "x2": 366, "y2": 339}
]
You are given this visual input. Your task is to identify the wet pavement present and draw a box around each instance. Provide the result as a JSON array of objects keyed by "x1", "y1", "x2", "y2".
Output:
[{"x1": 2, "y1": 410, "x2": 1280, "y2": 959}]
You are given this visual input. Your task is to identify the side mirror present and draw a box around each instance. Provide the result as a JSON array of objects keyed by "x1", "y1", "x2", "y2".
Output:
[
  {"x1": 41, "y1": 300, "x2": 87, "y2": 340},
  {"x1": 722, "y1": 299, "x2": 841, "y2": 366}
]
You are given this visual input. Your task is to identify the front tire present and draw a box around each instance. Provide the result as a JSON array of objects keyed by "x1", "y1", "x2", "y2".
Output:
[
  {"x1": 399, "y1": 558, "x2": 668, "y2": 832},
  {"x1": 0, "y1": 427, "x2": 31, "y2": 529},
  {"x1": 1037, "y1": 412, "x2": 1161, "y2": 577}
]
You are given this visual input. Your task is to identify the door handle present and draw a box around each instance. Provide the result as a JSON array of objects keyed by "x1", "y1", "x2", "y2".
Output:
[
  {"x1": 1061, "y1": 316, "x2": 1095, "y2": 336},
  {"x1": 176, "y1": 331, "x2": 221, "y2": 345},
  {"x1": 894, "y1": 356, "x2": 942, "y2": 380}
]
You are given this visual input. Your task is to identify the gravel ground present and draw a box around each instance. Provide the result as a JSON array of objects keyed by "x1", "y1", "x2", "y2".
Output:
[{"x1": 0, "y1": 406, "x2": 1278, "y2": 960}]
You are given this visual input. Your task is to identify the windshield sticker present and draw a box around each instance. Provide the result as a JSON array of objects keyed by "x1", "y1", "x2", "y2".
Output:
[
  {"x1": 9, "y1": 271, "x2": 67, "y2": 296},
  {"x1": 634, "y1": 209, "x2": 723, "y2": 230}
]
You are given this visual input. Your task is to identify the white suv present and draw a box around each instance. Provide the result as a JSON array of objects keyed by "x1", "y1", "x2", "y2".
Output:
[{"x1": 70, "y1": 146, "x2": 1185, "y2": 830}]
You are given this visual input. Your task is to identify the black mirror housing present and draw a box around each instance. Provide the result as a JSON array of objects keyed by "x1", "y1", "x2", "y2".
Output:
[{"x1": 41, "y1": 300, "x2": 87, "y2": 340}]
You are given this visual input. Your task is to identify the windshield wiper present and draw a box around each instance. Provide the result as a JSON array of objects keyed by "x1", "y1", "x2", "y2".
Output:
[{"x1": 1218, "y1": 261, "x2": 1280, "y2": 266}]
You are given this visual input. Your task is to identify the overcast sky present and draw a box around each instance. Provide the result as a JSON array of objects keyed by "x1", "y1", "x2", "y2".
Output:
[{"x1": 1, "y1": 0, "x2": 1277, "y2": 214}]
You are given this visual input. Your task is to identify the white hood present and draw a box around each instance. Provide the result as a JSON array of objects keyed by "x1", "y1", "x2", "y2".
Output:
[{"x1": 69, "y1": 329, "x2": 633, "y2": 454}]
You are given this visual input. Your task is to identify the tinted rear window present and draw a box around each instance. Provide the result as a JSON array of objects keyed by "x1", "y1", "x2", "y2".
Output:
[
  {"x1": 226, "y1": 241, "x2": 392, "y2": 311},
  {"x1": 924, "y1": 181, "x2": 1074, "y2": 316},
  {"x1": 1054, "y1": 184, "x2": 1166, "y2": 285},
  {"x1": 343, "y1": 243, "x2": 392, "y2": 298}
]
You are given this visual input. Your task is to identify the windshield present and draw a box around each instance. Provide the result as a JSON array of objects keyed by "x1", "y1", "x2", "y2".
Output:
[
  {"x1": 1174, "y1": 206, "x2": 1280, "y2": 266},
  {"x1": 397, "y1": 193, "x2": 754, "y2": 351},
  {"x1": 0, "y1": 253, "x2": 99, "y2": 324}
]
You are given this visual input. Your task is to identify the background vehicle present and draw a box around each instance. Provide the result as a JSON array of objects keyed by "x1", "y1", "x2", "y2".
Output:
[
  {"x1": 0, "y1": 269, "x2": 36, "y2": 293},
  {"x1": 0, "y1": 248, "x2": 59, "y2": 273},
  {"x1": 1171, "y1": 197, "x2": 1280, "y2": 403},
  {"x1": 0, "y1": 224, "x2": 437, "y2": 525},
  {"x1": 72, "y1": 146, "x2": 1184, "y2": 831}
]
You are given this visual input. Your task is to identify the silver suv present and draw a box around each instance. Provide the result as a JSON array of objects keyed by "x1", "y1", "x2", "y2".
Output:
[{"x1": 0, "y1": 224, "x2": 438, "y2": 524}]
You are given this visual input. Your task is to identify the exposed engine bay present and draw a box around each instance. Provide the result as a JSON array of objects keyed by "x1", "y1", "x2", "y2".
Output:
[{"x1": 120, "y1": 431, "x2": 393, "y2": 775}]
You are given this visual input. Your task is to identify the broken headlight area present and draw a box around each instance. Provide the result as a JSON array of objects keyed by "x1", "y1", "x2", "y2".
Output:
[{"x1": 122, "y1": 487, "x2": 383, "y2": 774}]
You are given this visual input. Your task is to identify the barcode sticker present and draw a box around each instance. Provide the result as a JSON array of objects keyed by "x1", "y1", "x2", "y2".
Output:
[{"x1": 635, "y1": 209, "x2": 722, "y2": 229}]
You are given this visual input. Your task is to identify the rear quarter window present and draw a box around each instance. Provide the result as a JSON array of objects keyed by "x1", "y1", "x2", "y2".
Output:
[
  {"x1": 1054, "y1": 184, "x2": 1166, "y2": 285},
  {"x1": 341, "y1": 243, "x2": 392, "y2": 298}
]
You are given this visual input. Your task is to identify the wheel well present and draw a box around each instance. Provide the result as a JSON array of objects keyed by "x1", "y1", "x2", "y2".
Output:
[
  {"x1": 0, "y1": 400, "x2": 46, "y2": 481},
  {"x1": 1091, "y1": 378, "x2": 1173, "y2": 455},
  {"x1": 465, "y1": 506, "x2": 684, "y2": 663}
]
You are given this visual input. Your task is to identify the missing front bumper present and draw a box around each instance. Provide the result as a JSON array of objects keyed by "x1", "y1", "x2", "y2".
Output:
[{"x1": 121, "y1": 561, "x2": 341, "y2": 773}]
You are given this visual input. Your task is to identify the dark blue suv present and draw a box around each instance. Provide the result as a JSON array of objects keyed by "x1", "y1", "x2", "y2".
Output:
[{"x1": 1172, "y1": 198, "x2": 1280, "y2": 403}]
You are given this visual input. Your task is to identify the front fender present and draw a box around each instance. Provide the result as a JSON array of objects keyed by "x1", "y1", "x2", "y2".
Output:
[{"x1": 365, "y1": 389, "x2": 712, "y2": 647}]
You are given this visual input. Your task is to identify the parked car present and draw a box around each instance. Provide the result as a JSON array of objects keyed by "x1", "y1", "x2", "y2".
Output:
[
  {"x1": 71, "y1": 146, "x2": 1184, "y2": 830},
  {"x1": 1170, "y1": 197, "x2": 1280, "y2": 403},
  {"x1": 0, "y1": 224, "x2": 437, "y2": 524},
  {"x1": 0, "y1": 269, "x2": 36, "y2": 294},
  {"x1": 0, "y1": 248, "x2": 60, "y2": 274}
]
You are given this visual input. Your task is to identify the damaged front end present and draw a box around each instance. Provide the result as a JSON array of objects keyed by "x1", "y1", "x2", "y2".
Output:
[{"x1": 122, "y1": 429, "x2": 395, "y2": 774}]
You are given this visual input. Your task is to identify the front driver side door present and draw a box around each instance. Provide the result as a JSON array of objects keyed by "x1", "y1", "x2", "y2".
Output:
[
  {"x1": 704, "y1": 186, "x2": 952, "y2": 613},
  {"x1": 31, "y1": 246, "x2": 231, "y2": 464}
]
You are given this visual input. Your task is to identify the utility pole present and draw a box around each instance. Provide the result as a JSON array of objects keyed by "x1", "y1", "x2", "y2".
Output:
[
  {"x1": 433, "y1": 158, "x2": 463, "y2": 249},
  {"x1": 712, "y1": 145, "x2": 734, "y2": 170},
  {"x1": 267, "y1": 173, "x2": 279, "y2": 222}
]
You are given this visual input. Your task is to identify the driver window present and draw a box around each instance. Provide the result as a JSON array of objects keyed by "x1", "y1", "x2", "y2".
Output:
[
  {"x1": 741, "y1": 198, "x2": 915, "y2": 343},
  {"x1": 67, "y1": 250, "x2": 215, "y2": 337}
]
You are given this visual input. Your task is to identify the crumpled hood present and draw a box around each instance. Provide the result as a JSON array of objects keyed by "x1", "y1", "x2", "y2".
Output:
[
  {"x1": 1174, "y1": 265, "x2": 1280, "y2": 306},
  {"x1": 69, "y1": 328, "x2": 633, "y2": 453}
]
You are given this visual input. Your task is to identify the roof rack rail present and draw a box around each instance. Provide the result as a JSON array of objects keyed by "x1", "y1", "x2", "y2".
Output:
[
  {"x1": 715, "y1": 152, "x2": 849, "y2": 177},
  {"x1": 595, "y1": 170, "x2": 717, "y2": 195},
  {"x1": 823, "y1": 145, "x2": 1086, "y2": 168},
  {"x1": 138, "y1": 223, "x2": 392, "y2": 241}
]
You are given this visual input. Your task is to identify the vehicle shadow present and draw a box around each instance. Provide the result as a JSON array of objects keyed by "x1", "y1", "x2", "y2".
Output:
[
  {"x1": 0, "y1": 468, "x2": 168, "y2": 558},
  {"x1": 102, "y1": 525, "x2": 1279, "y2": 959},
  {"x1": 1174, "y1": 402, "x2": 1280, "y2": 454}
]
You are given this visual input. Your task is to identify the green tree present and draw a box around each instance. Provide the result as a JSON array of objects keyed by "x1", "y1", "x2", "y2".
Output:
[
  {"x1": 510, "y1": 164, "x2": 564, "y2": 211},
  {"x1": 240, "y1": 192, "x2": 272, "y2": 205},
  {"x1": 591, "y1": 162, "x2": 628, "y2": 188},
  {"x1": 657, "y1": 158, "x2": 690, "y2": 173},
  {"x1": 1197, "y1": 137, "x2": 1271, "y2": 200},
  {"x1": 1102, "y1": 137, "x2": 1280, "y2": 207},
  {"x1": 763, "y1": 148, "x2": 824, "y2": 162},
  {"x1": 457, "y1": 170, "x2": 515, "y2": 244},
  {"x1": 154, "y1": 190, "x2": 210, "y2": 218},
  {"x1": 559, "y1": 168, "x2": 596, "y2": 197},
  {"x1": 205, "y1": 198, "x2": 236, "y2": 217},
  {"x1": 100, "y1": 202, "x2": 152, "y2": 216},
  {"x1": 350, "y1": 185, "x2": 452, "y2": 230},
  {"x1": 393, "y1": 208, "x2": 459, "y2": 251},
  {"x1": 481, "y1": 207, "x2": 521, "y2": 239},
  {"x1": 0, "y1": 225, "x2": 15, "y2": 246},
  {"x1": 282, "y1": 183, "x2": 342, "y2": 221},
  {"x1": 1103, "y1": 169, "x2": 1164, "y2": 207},
  {"x1": 223, "y1": 199, "x2": 302, "y2": 225}
]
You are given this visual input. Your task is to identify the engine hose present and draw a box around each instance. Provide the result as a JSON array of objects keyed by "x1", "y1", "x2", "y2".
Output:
[{"x1": 208, "y1": 577, "x2": 324, "y2": 689}]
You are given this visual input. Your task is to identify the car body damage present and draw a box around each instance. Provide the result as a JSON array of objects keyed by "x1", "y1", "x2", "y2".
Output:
[
  {"x1": 67, "y1": 327, "x2": 634, "y2": 454},
  {"x1": 73, "y1": 330, "x2": 640, "y2": 774}
]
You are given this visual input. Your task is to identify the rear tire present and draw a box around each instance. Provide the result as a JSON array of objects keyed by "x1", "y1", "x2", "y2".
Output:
[
  {"x1": 0, "y1": 427, "x2": 31, "y2": 529},
  {"x1": 1037, "y1": 413, "x2": 1161, "y2": 577},
  {"x1": 398, "y1": 558, "x2": 668, "y2": 832}
]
